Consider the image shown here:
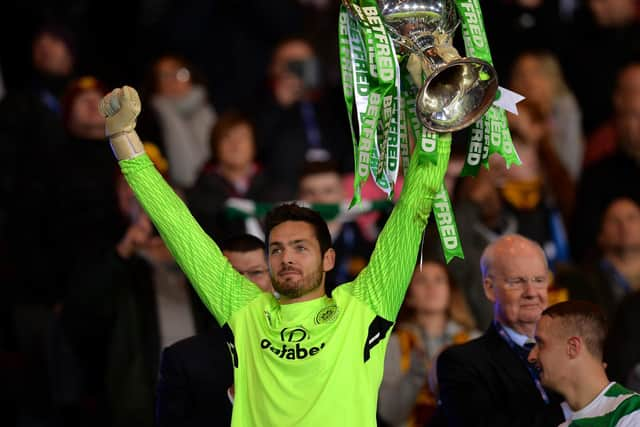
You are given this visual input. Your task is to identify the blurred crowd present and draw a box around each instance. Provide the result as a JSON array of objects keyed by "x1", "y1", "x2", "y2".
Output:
[{"x1": 1, "y1": 0, "x2": 640, "y2": 426}]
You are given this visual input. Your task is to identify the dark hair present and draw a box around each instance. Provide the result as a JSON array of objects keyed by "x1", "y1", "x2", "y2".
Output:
[
  {"x1": 140, "y1": 53, "x2": 208, "y2": 99},
  {"x1": 264, "y1": 203, "x2": 332, "y2": 255},
  {"x1": 542, "y1": 301, "x2": 608, "y2": 360},
  {"x1": 299, "y1": 159, "x2": 341, "y2": 180},
  {"x1": 221, "y1": 234, "x2": 265, "y2": 253},
  {"x1": 397, "y1": 257, "x2": 477, "y2": 331},
  {"x1": 209, "y1": 110, "x2": 255, "y2": 164},
  {"x1": 33, "y1": 22, "x2": 77, "y2": 58}
]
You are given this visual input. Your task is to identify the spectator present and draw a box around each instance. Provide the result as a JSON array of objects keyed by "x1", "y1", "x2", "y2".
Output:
[
  {"x1": 60, "y1": 166, "x2": 215, "y2": 427},
  {"x1": 156, "y1": 233, "x2": 273, "y2": 427},
  {"x1": 508, "y1": 49, "x2": 584, "y2": 180},
  {"x1": 187, "y1": 110, "x2": 283, "y2": 241},
  {"x1": 52, "y1": 76, "x2": 126, "y2": 275},
  {"x1": 297, "y1": 160, "x2": 373, "y2": 293},
  {"x1": 436, "y1": 234, "x2": 565, "y2": 426},
  {"x1": 0, "y1": 22, "x2": 77, "y2": 302},
  {"x1": 137, "y1": 54, "x2": 216, "y2": 189},
  {"x1": 251, "y1": 36, "x2": 352, "y2": 199},
  {"x1": 378, "y1": 259, "x2": 478, "y2": 427},
  {"x1": 556, "y1": 197, "x2": 640, "y2": 321},
  {"x1": 528, "y1": 300, "x2": 640, "y2": 425},
  {"x1": 571, "y1": 62, "x2": 640, "y2": 263},
  {"x1": 584, "y1": 62, "x2": 640, "y2": 166}
]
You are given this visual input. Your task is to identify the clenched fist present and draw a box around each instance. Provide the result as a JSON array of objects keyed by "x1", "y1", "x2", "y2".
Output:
[{"x1": 99, "y1": 86, "x2": 141, "y2": 137}]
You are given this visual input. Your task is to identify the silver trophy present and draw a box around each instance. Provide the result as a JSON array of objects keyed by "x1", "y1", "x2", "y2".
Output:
[{"x1": 347, "y1": 0, "x2": 498, "y2": 133}]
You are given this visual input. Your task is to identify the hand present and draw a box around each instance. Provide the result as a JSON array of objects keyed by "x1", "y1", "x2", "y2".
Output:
[
  {"x1": 99, "y1": 86, "x2": 141, "y2": 137},
  {"x1": 116, "y1": 213, "x2": 154, "y2": 259}
]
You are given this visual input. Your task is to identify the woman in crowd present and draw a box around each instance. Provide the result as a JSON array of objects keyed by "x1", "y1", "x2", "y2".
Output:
[
  {"x1": 508, "y1": 49, "x2": 584, "y2": 181},
  {"x1": 137, "y1": 54, "x2": 217, "y2": 189},
  {"x1": 378, "y1": 259, "x2": 479, "y2": 427},
  {"x1": 186, "y1": 111, "x2": 282, "y2": 241}
]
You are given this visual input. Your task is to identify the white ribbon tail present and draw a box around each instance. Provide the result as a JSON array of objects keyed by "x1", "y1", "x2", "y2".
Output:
[{"x1": 493, "y1": 86, "x2": 525, "y2": 115}]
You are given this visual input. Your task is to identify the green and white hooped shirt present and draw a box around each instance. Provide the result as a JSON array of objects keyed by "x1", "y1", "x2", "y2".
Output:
[
  {"x1": 119, "y1": 154, "x2": 436, "y2": 426},
  {"x1": 560, "y1": 382, "x2": 640, "y2": 427}
]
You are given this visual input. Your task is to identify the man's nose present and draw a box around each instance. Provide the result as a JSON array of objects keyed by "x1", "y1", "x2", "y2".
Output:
[
  {"x1": 522, "y1": 281, "x2": 538, "y2": 297},
  {"x1": 281, "y1": 248, "x2": 294, "y2": 264}
]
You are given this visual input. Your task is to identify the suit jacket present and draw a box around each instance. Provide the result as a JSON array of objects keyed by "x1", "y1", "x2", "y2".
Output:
[
  {"x1": 156, "y1": 329, "x2": 234, "y2": 427},
  {"x1": 435, "y1": 323, "x2": 565, "y2": 427}
]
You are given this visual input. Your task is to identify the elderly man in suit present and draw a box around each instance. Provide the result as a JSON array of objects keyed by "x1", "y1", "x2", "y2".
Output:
[{"x1": 436, "y1": 234, "x2": 566, "y2": 426}]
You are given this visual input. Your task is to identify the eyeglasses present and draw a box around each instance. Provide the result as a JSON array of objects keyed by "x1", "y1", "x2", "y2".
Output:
[
  {"x1": 158, "y1": 67, "x2": 191, "y2": 83},
  {"x1": 491, "y1": 275, "x2": 549, "y2": 291}
]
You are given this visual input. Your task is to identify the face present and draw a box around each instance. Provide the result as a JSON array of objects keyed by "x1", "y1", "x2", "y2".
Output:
[
  {"x1": 528, "y1": 315, "x2": 568, "y2": 391},
  {"x1": 32, "y1": 32, "x2": 73, "y2": 76},
  {"x1": 510, "y1": 55, "x2": 553, "y2": 113},
  {"x1": 155, "y1": 57, "x2": 192, "y2": 97},
  {"x1": 598, "y1": 198, "x2": 640, "y2": 254},
  {"x1": 217, "y1": 123, "x2": 255, "y2": 169},
  {"x1": 406, "y1": 262, "x2": 451, "y2": 315},
  {"x1": 268, "y1": 221, "x2": 335, "y2": 303},
  {"x1": 271, "y1": 40, "x2": 315, "y2": 80},
  {"x1": 69, "y1": 89, "x2": 107, "y2": 140},
  {"x1": 270, "y1": 40, "x2": 315, "y2": 102},
  {"x1": 484, "y1": 239, "x2": 549, "y2": 333},
  {"x1": 224, "y1": 248, "x2": 273, "y2": 293},
  {"x1": 298, "y1": 172, "x2": 344, "y2": 205}
]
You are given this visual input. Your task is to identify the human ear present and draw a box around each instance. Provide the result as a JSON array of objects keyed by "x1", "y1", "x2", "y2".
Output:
[
  {"x1": 483, "y1": 277, "x2": 496, "y2": 303},
  {"x1": 323, "y1": 248, "x2": 336, "y2": 272},
  {"x1": 567, "y1": 336, "x2": 581, "y2": 359}
]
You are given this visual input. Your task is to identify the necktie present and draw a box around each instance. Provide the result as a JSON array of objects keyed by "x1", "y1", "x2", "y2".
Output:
[{"x1": 515, "y1": 341, "x2": 535, "y2": 363}]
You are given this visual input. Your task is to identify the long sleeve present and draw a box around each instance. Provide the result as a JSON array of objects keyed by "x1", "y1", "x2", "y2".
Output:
[
  {"x1": 343, "y1": 141, "x2": 451, "y2": 321},
  {"x1": 378, "y1": 334, "x2": 426, "y2": 426},
  {"x1": 119, "y1": 154, "x2": 262, "y2": 325}
]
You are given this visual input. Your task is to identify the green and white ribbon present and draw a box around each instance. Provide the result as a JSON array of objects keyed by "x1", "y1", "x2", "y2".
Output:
[
  {"x1": 338, "y1": 1, "x2": 520, "y2": 262},
  {"x1": 224, "y1": 197, "x2": 393, "y2": 223},
  {"x1": 454, "y1": 0, "x2": 521, "y2": 170},
  {"x1": 340, "y1": 2, "x2": 401, "y2": 203},
  {"x1": 432, "y1": 183, "x2": 464, "y2": 263}
]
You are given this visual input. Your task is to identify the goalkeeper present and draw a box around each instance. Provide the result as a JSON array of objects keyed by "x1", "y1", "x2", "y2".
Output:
[{"x1": 99, "y1": 86, "x2": 451, "y2": 426}]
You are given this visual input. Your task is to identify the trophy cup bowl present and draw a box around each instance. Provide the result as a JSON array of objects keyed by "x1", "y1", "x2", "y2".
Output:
[{"x1": 379, "y1": 0, "x2": 498, "y2": 132}]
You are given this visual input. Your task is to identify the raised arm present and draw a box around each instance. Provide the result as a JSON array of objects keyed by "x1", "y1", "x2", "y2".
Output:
[
  {"x1": 99, "y1": 86, "x2": 261, "y2": 325},
  {"x1": 344, "y1": 139, "x2": 451, "y2": 321}
]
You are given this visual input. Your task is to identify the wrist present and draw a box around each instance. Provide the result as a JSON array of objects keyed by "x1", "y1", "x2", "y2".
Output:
[{"x1": 109, "y1": 130, "x2": 144, "y2": 160}]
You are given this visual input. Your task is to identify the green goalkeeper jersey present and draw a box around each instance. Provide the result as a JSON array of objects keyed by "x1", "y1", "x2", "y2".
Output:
[{"x1": 120, "y1": 153, "x2": 436, "y2": 426}]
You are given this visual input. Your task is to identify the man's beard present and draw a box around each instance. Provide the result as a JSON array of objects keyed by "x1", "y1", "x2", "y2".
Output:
[{"x1": 272, "y1": 263, "x2": 324, "y2": 299}]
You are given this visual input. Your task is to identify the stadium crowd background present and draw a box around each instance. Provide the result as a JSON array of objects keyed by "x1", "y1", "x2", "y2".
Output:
[{"x1": 1, "y1": 0, "x2": 640, "y2": 426}]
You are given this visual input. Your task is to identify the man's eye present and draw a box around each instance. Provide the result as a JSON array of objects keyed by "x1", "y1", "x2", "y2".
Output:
[{"x1": 271, "y1": 248, "x2": 282, "y2": 255}]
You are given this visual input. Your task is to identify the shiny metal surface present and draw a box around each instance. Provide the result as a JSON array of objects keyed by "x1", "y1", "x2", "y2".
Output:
[{"x1": 344, "y1": 0, "x2": 498, "y2": 132}]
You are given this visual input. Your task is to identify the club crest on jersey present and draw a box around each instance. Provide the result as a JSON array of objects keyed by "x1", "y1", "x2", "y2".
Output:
[{"x1": 315, "y1": 305, "x2": 339, "y2": 325}]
